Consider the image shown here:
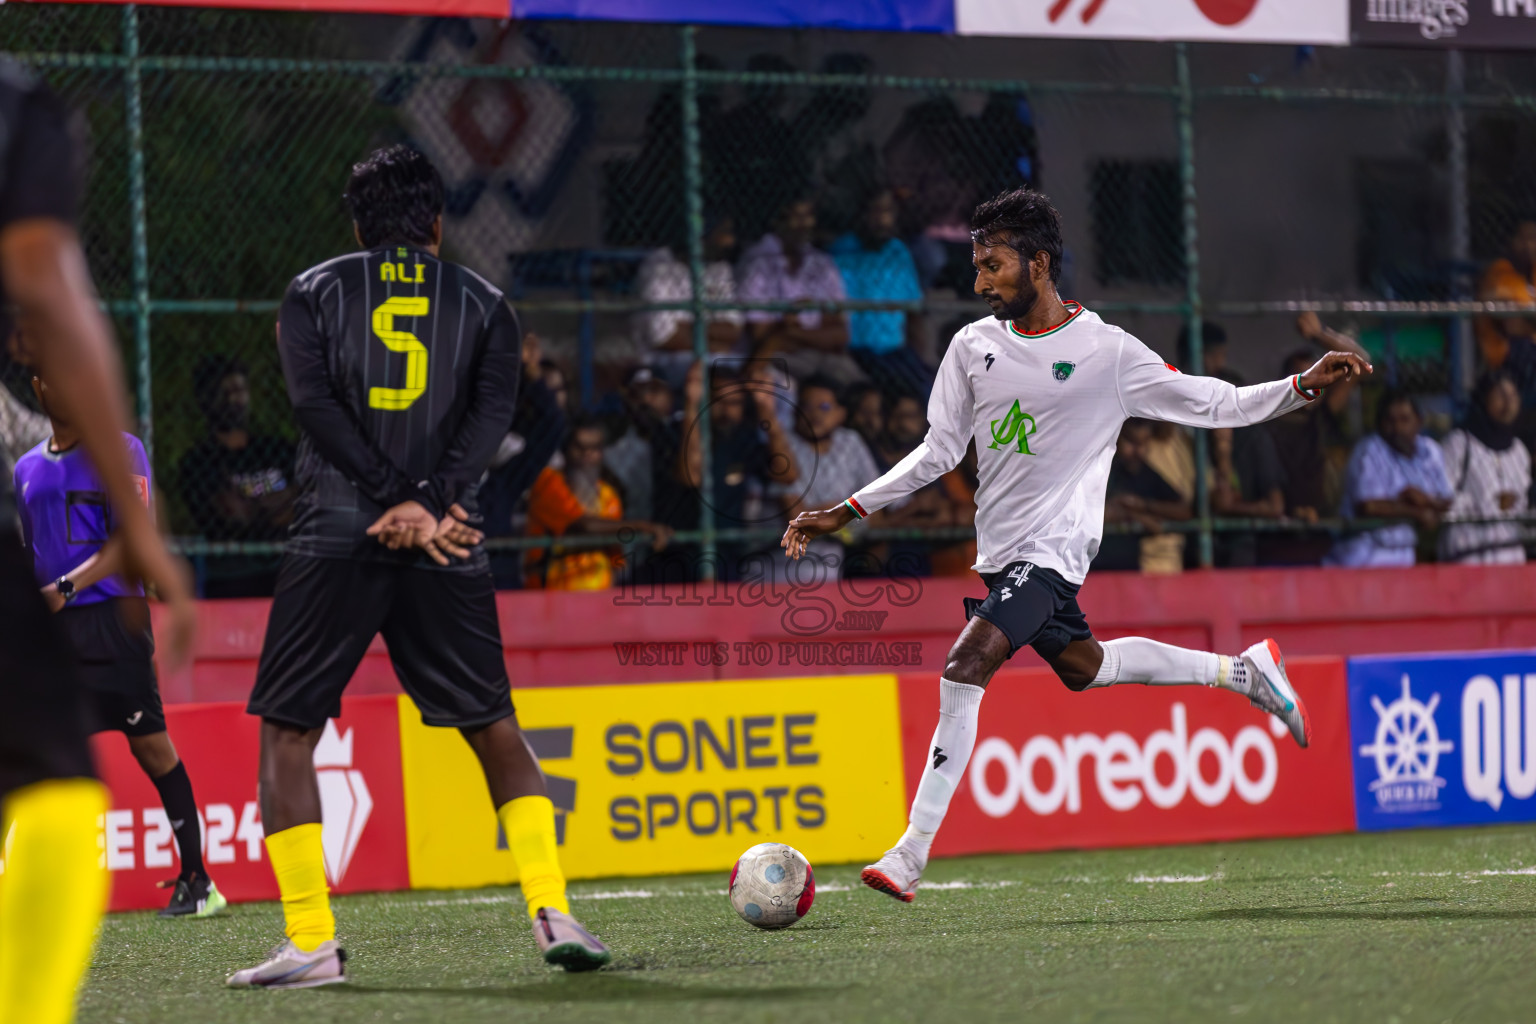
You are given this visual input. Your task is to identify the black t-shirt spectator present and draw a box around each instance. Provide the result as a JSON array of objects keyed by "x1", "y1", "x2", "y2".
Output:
[
  {"x1": 178, "y1": 435, "x2": 296, "y2": 542},
  {"x1": 1094, "y1": 461, "x2": 1182, "y2": 573},
  {"x1": 649, "y1": 419, "x2": 772, "y2": 581},
  {"x1": 1218, "y1": 426, "x2": 1285, "y2": 568},
  {"x1": 177, "y1": 435, "x2": 295, "y2": 598}
]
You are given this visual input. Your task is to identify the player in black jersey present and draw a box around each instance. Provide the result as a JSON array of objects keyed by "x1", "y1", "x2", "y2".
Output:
[
  {"x1": 0, "y1": 61, "x2": 197, "y2": 1024},
  {"x1": 229, "y1": 146, "x2": 609, "y2": 990}
]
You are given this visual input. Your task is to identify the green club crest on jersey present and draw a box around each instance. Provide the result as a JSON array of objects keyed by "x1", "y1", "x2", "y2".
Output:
[
  {"x1": 1052, "y1": 361, "x2": 1076, "y2": 382},
  {"x1": 988, "y1": 400, "x2": 1038, "y2": 455}
]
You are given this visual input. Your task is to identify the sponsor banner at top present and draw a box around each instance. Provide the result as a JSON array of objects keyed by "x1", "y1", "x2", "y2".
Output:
[
  {"x1": 1349, "y1": 651, "x2": 1536, "y2": 831},
  {"x1": 957, "y1": 0, "x2": 1350, "y2": 43},
  {"x1": 515, "y1": 0, "x2": 955, "y2": 31},
  {"x1": 1351, "y1": 0, "x2": 1536, "y2": 48}
]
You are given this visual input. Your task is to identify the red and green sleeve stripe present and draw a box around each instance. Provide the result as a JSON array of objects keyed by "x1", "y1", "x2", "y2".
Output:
[
  {"x1": 1290, "y1": 375, "x2": 1320, "y2": 402},
  {"x1": 843, "y1": 497, "x2": 868, "y2": 519}
]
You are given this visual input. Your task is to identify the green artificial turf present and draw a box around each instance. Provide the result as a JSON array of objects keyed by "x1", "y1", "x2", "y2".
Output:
[{"x1": 81, "y1": 825, "x2": 1536, "y2": 1024}]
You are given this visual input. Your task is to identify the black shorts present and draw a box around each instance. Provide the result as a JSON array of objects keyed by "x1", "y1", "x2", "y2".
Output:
[
  {"x1": 248, "y1": 555, "x2": 514, "y2": 731},
  {"x1": 58, "y1": 599, "x2": 166, "y2": 737},
  {"x1": 0, "y1": 534, "x2": 95, "y2": 795},
  {"x1": 962, "y1": 560, "x2": 1094, "y2": 661}
]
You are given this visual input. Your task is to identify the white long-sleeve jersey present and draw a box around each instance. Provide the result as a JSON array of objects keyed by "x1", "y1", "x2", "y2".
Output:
[{"x1": 847, "y1": 304, "x2": 1318, "y2": 583}]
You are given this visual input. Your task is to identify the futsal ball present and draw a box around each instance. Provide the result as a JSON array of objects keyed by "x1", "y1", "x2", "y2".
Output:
[{"x1": 729, "y1": 842, "x2": 815, "y2": 929}]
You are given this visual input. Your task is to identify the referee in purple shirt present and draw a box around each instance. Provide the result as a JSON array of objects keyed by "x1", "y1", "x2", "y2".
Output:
[{"x1": 14, "y1": 371, "x2": 225, "y2": 918}]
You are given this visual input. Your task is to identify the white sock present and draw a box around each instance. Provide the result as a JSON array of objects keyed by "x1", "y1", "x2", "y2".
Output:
[
  {"x1": 902, "y1": 679, "x2": 985, "y2": 853},
  {"x1": 1088, "y1": 636, "x2": 1223, "y2": 689}
]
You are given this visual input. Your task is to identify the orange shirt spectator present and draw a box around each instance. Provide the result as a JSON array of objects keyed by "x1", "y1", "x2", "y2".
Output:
[
  {"x1": 1476, "y1": 221, "x2": 1536, "y2": 371},
  {"x1": 525, "y1": 419, "x2": 674, "y2": 589}
]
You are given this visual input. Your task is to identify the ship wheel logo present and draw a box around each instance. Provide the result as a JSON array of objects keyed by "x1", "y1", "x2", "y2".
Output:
[{"x1": 1358, "y1": 675, "x2": 1454, "y2": 810}]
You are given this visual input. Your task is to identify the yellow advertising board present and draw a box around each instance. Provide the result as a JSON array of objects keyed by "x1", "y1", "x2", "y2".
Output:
[{"x1": 398, "y1": 675, "x2": 907, "y2": 888}]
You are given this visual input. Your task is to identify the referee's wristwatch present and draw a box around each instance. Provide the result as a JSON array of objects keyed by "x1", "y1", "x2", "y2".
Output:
[{"x1": 55, "y1": 576, "x2": 78, "y2": 605}]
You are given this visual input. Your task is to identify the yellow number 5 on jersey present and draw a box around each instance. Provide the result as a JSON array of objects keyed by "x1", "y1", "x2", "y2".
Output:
[{"x1": 369, "y1": 296, "x2": 430, "y2": 411}]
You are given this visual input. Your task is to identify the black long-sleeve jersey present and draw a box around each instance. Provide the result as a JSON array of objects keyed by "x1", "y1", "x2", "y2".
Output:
[{"x1": 276, "y1": 244, "x2": 520, "y2": 571}]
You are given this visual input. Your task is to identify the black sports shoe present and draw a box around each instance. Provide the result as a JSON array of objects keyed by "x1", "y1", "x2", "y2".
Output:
[{"x1": 158, "y1": 873, "x2": 227, "y2": 918}]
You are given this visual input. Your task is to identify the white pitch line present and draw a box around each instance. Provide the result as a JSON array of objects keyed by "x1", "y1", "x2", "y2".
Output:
[{"x1": 1129, "y1": 874, "x2": 1218, "y2": 883}]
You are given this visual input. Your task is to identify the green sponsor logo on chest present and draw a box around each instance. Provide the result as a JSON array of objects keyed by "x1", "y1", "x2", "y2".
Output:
[{"x1": 988, "y1": 400, "x2": 1038, "y2": 455}]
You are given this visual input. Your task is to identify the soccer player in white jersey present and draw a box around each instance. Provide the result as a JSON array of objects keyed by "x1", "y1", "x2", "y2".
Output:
[{"x1": 780, "y1": 187, "x2": 1371, "y2": 903}]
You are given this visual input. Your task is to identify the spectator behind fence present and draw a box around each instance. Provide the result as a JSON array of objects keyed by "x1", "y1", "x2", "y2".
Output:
[
  {"x1": 539, "y1": 357, "x2": 570, "y2": 417},
  {"x1": 1, "y1": 327, "x2": 49, "y2": 464},
  {"x1": 1208, "y1": 369, "x2": 1286, "y2": 567},
  {"x1": 177, "y1": 354, "x2": 295, "y2": 597},
  {"x1": 739, "y1": 196, "x2": 864, "y2": 387},
  {"x1": 844, "y1": 381, "x2": 884, "y2": 450},
  {"x1": 1261, "y1": 314, "x2": 1369, "y2": 564},
  {"x1": 649, "y1": 360, "x2": 800, "y2": 582},
  {"x1": 524, "y1": 417, "x2": 672, "y2": 590},
  {"x1": 1475, "y1": 218, "x2": 1536, "y2": 393},
  {"x1": 603, "y1": 367, "x2": 677, "y2": 526},
  {"x1": 1094, "y1": 418, "x2": 1192, "y2": 574},
  {"x1": 1440, "y1": 370, "x2": 1531, "y2": 564},
  {"x1": 829, "y1": 189, "x2": 932, "y2": 400},
  {"x1": 1327, "y1": 391, "x2": 1453, "y2": 568},
  {"x1": 1176, "y1": 319, "x2": 1227, "y2": 375},
  {"x1": 867, "y1": 392, "x2": 945, "y2": 576},
  {"x1": 482, "y1": 332, "x2": 565, "y2": 590},
  {"x1": 769, "y1": 374, "x2": 881, "y2": 583},
  {"x1": 632, "y1": 216, "x2": 743, "y2": 388}
]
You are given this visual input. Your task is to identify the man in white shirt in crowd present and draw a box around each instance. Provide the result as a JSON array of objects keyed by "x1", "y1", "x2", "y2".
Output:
[
  {"x1": 739, "y1": 196, "x2": 863, "y2": 386},
  {"x1": 1327, "y1": 390, "x2": 1453, "y2": 568},
  {"x1": 633, "y1": 217, "x2": 744, "y2": 389},
  {"x1": 780, "y1": 186, "x2": 1370, "y2": 903}
]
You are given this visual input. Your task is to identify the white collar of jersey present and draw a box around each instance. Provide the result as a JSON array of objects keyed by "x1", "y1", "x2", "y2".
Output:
[{"x1": 1007, "y1": 301, "x2": 1084, "y2": 340}]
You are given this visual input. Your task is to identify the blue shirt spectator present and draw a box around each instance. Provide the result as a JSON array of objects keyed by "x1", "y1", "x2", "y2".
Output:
[
  {"x1": 828, "y1": 190, "x2": 934, "y2": 400},
  {"x1": 1328, "y1": 392, "x2": 1453, "y2": 567},
  {"x1": 830, "y1": 192, "x2": 922, "y2": 355}
]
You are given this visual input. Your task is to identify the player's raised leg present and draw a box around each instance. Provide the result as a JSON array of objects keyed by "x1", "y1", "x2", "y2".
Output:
[
  {"x1": 863, "y1": 615, "x2": 1005, "y2": 902},
  {"x1": 1051, "y1": 635, "x2": 1309, "y2": 748}
]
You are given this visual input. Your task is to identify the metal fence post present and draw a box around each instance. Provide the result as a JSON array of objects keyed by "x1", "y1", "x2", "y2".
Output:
[
  {"x1": 122, "y1": 4, "x2": 154, "y2": 458},
  {"x1": 1175, "y1": 42, "x2": 1211, "y2": 569},
  {"x1": 1447, "y1": 49, "x2": 1472, "y2": 404},
  {"x1": 680, "y1": 24, "x2": 716, "y2": 582}
]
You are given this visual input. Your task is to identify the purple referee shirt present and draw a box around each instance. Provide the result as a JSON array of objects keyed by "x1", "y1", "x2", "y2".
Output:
[{"x1": 13, "y1": 433, "x2": 151, "y2": 605}]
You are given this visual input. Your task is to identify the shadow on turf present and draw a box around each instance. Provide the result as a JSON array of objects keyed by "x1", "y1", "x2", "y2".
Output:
[{"x1": 332, "y1": 975, "x2": 849, "y2": 1003}]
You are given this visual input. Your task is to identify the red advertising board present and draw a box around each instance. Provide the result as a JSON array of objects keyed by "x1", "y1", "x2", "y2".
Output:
[
  {"x1": 92, "y1": 694, "x2": 408, "y2": 912},
  {"x1": 896, "y1": 658, "x2": 1356, "y2": 856}
]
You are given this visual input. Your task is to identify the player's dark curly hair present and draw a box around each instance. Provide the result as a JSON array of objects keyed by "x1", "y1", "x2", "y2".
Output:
[
  {"x1": 969, "y1": 187, "x2": 1064, "y2": 284},
  {"x1": 344, "y1": 145, "x2": 445, "y2": 249}
]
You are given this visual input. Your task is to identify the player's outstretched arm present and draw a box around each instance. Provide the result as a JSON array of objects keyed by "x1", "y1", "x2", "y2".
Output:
[{"x1": 1121, "y1": 337, "x2": 1372, "y2": 428}]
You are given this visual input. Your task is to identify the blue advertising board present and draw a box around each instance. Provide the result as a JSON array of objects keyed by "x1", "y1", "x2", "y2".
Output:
[
  {"x1": 515, "y1": 0, "x2": 955, "y2": 32},
  {"x1": 1349, "y1": 651, "x2": 1536, "y2": 831}
]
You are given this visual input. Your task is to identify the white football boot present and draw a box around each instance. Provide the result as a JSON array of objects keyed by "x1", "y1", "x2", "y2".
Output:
[
  {"x1": 861, "y1": 842, "x2": 925, "y2": 903},
  {"x1": 1241, "y1": 638, "x2": 1310, "y2": 748},
  {"x1": 226, "y1": 939, "x2": 347, "y2": 989}
]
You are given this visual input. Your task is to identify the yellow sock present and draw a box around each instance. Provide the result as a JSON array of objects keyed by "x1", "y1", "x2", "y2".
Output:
[
  {"x1": 0, "y1": 778, "x2": 110, "y2": 1024},
  {"x1": 498, "y1": 796, "x2": 568, "y2": 919},
  {"x1": 264, "y1": 823, "x2": 334, "y2": 952}
]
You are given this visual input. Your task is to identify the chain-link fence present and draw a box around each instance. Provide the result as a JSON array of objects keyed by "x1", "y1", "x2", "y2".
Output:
[{"x1": 5, "y1": 5, "x2": 1536, "y2": 591}]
